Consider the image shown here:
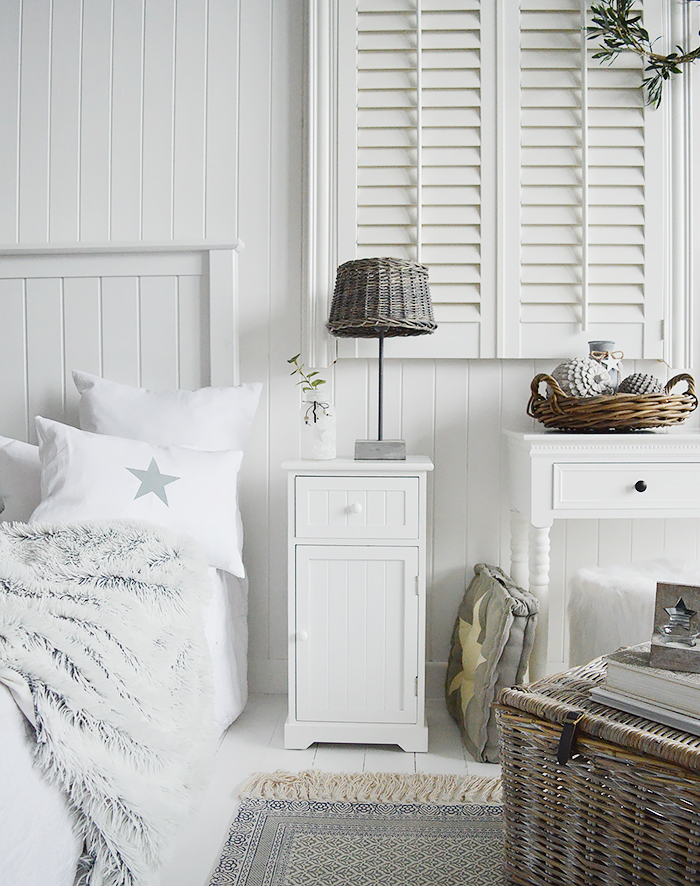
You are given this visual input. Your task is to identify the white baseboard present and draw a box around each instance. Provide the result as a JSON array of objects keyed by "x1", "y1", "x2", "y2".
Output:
[{"x1": 249, "y1": 659, "x2": 449, "y2": 699}]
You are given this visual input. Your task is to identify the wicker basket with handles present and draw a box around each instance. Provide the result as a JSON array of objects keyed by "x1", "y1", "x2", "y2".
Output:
[
  {"x1": 527, "y1": 372, "x2": 697, "y2": 432},
  {"x1": 495, "y1": 660, "x2": 700, "y2": 886}
]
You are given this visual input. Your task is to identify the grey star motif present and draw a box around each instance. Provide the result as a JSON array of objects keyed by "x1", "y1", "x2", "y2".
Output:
[{"x1": 126, "y1": 458, "x2": 179, "y2": 506}]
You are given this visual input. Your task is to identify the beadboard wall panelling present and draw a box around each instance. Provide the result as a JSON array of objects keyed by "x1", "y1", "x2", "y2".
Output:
[
  {"x1": 237, "y1": 0, "x2": 274, "y2": 692},
  {"x1": 0, "y1": 1, "x2": 21, "y2": 243},
  {"x1": 49, "y1": 1, "x2": 83, "y2": 240},
  {"x1": 236, "y1": 0, "x2": 307, "y2": 694},
  {"x1": 1, "y1": 0, "x2": 238, "y2": 244}
]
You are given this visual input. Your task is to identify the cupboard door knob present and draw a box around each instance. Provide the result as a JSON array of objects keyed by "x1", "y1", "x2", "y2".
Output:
[
  {"x1": 296, "y1": 630, "x2": 308, "y2": 642},
  {"x1": 634, "y1": 480, "x2": 647, "y2": 493},
  {"x1": 349, "y1": 502, "x2": 363, "y2": 514}
]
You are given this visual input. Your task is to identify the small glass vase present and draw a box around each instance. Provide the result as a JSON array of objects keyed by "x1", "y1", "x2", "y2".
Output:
[
  {"x1": 301, "y1": 396, "x2": 336, "y2": 460},
  {"x1": 588, "y1": 340, "x2": 623, "y2": 391}
]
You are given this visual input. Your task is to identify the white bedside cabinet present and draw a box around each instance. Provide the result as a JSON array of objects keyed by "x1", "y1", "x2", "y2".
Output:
[{"x1": 282, "y1": 457, "x2": 433, "y2": 752}]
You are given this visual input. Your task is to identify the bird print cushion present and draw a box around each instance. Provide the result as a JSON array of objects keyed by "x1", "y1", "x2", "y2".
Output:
[{"x1": 445, "y1": 564, "x2": 539, "y2": 762}]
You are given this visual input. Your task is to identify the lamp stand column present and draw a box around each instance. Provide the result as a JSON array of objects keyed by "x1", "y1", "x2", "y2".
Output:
[
  {"x1": 377, "y1": 333, "x2": 384, "y2": 441},
  {"x1": 354, "y1": 333, "x2": 406, "y2": 460}
]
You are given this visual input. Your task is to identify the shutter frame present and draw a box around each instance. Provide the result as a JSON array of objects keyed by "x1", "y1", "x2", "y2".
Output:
[{"x1": 308, "y1": 0, "x2": 694, "y2": 366}]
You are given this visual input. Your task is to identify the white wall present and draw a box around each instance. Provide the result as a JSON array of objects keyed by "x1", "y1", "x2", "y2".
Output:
[{"x1": 1, "y1": 1, "x2": 699, "y2": 695}]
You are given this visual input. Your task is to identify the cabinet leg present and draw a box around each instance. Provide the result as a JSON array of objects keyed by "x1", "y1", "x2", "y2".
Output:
[{"x1": 528, "y1": 525, "x2": 551, "y2": 681}]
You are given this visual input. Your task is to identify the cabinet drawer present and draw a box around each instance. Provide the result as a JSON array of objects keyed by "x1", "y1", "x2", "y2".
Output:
[
  {"x1": 553, "y1": 463, "x2": 700, "y2": 510},
  {"x1": 295, "y1": 476, "x2": 419, "y2": 538}
]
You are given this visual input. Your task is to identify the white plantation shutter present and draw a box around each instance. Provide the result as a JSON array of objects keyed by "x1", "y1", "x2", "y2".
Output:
[
  {"x1": 508, "y1": 0, "x2": 665, "y2": 358},
  {"x1": 338, "y1": 0, "x2": 495, "y2": 359},
  {"x1": 324, "y1": 0, "x2": 676, "y2": 362}
]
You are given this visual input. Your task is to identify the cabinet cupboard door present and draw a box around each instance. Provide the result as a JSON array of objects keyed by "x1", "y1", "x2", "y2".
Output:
[{"x1": 295, "y1": 545, "x2": 420, "y2": 724}]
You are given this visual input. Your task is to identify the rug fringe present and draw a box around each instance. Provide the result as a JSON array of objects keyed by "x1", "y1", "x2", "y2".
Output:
[{"x1": 239, "y1": 770, "x2": 502, "y2": 805}]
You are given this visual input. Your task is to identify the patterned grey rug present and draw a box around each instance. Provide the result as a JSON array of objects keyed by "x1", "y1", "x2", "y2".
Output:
[{"x1": 208, "y1": 796, "x2": 504, "y2": 885}]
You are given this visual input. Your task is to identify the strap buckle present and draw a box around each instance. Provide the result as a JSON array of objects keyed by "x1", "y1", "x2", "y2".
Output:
[{"x1": 556, "y1": 710, "x2": 584, "y2": 765}]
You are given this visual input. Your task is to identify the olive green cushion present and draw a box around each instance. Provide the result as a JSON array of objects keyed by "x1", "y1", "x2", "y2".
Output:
[{"x1": 445, "y1": 564, "x2": 539, "y2": 763}]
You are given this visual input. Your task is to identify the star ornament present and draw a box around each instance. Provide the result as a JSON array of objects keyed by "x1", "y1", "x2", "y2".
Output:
[
  {"x1": 664, "y1": 597, "x2": 697, "y2": 629},
  {"x1": 599, "y1": 353, "x2": 621, "y2": 373},
  {"x1": 591, "y1": 350, "x2": 623, "y2": 374},
  {"x1": 126, "y1": 458, "x2": 179, "y2": 506}
]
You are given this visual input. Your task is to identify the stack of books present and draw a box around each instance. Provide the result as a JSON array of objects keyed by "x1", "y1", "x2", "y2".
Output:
[{"x1": 591, "y1": 642, "x2": 700, "y2": 736}]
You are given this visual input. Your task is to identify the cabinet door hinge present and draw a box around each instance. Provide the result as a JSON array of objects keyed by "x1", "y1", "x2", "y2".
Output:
[
  {"x1": 415, "y1": 575, "x2": 420, "y2": 595},
  {"x1": 415, "y1": 676, "x2": 419, "y2": 696}
]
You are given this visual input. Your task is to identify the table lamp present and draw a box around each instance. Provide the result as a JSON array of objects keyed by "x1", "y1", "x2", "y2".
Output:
[{"x1": 327, "y1": 257, "x2": 436, "y2": 460}]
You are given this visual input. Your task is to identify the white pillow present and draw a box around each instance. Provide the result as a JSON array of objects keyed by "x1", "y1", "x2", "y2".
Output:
[
  {"x1": 31, "y1": 418, "x2": 245, "y2": 577},
  {"x1": 0, "y1": 438, "x2": 41, "y2": 522},
  {"x1": 73, "y1": 371, "x2": 262, "y2": 452}
]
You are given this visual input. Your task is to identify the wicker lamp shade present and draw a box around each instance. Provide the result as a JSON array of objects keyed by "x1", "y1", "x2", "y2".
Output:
[{"x1": 327, "y1": 257, "x2": 436, "y2": 339}]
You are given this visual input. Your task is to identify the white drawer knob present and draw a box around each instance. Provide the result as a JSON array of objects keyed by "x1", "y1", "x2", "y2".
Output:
[
  {"x1": 348, "y1": 502, "x2": 363, "y2": 514},
  {"x1": 296, "y1": 630, "x2": 309, "y2": 642}
]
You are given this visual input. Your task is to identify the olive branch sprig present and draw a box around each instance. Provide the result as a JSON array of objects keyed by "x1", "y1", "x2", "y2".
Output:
[{"x1": 588, "y1": 0, "x2": 700, "y2": 108}]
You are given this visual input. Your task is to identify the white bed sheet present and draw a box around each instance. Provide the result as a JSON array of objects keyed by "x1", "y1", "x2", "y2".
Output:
[
  {"x1": 0, "y1": 564, "x2": 247, "y2": 886},
  {"x1": 205, "y1": 567, "x2": 248, "y2": 734}
]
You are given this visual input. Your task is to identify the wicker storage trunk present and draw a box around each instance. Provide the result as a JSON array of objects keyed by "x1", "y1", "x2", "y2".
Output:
[{"x1": 495, "y1": 661, "x2": 700, "y2": 886}]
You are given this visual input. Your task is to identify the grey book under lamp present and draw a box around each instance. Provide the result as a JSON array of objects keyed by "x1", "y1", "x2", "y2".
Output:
[{"x1": 327, "y1": 257, "x2": 437, "y2": 460}]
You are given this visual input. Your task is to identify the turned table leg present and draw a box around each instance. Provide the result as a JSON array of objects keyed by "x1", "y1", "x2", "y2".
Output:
[
  {"x1": 528, "y1": 524, "x2": 551, "y2": 681},
  {"x1": 510, "y1": 510, "x2": 529, "y2": 591}
]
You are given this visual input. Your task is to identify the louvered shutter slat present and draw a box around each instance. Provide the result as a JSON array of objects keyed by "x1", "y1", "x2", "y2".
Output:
[
  {"x1": 515, "y1": 0, "x2": 661, "y2": 358},
  {"x1": 352, "y1": 1, "x2": 487, "y2": 358}
]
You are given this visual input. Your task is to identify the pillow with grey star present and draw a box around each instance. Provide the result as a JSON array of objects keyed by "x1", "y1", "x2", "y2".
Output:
[{"x1": 30, "y1": 417, "x2": 245, "y2": 577}]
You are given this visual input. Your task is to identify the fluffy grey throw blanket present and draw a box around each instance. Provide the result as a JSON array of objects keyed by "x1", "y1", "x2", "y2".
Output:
[{"x1": 0, "y1": 519, "x2": 218, "y2": 886}]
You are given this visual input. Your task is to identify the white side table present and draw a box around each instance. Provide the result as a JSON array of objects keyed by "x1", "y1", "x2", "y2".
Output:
[
  {"x1": 282, "y1": 456, "x2": 433, "y2": 751},
  {"x1": 505, "y1": 430, "x2": 700, "y2": 679}
]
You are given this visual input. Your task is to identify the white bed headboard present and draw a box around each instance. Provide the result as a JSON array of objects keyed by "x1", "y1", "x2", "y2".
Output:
[{"x1": 0, "y1": 242, "x2": 241, "y2": 443}]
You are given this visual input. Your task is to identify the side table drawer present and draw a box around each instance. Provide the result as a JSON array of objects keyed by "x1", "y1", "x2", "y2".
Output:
[
  {"x1": 295, "y1": 476, "x2": 419, "y2": 538},
  {"x1": 553, "y1": 463, "x2": 700, "y2": 510}
]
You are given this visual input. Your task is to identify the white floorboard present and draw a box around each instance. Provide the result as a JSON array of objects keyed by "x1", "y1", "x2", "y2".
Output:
[{"x1": 159, "y1": 694, "x2": 500, "y2": 886}]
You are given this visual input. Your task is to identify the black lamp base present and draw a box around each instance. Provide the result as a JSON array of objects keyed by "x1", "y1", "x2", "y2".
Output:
[{"x1": 354, "y1": 439, "x2": 406, "y2": 460}]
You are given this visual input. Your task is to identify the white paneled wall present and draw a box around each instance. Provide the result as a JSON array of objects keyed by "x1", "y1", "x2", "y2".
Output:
[
  {"x1": 1, "y1": 0, "x2": 237, "y2": 243},
  {"x1": 2, "y1": 1, "x2": 700, "y2": 696}
]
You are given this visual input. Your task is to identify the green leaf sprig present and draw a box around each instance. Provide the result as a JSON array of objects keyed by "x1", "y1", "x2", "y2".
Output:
[
  {"x1": 589, "y1": 0, "x2": 700, "y2": 108},
  {"x1": 287, "y1": 354, "x2": 326, "y2": 394}
]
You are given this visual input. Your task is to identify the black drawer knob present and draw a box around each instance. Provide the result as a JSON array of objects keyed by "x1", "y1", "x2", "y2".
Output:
[{"x1": 634, "y1": 480, "x2": 647, "y2": 493}]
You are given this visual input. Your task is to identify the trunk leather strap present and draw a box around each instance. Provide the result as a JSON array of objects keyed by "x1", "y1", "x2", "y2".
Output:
[{"x1": 556, "y1": 710, "x2": 584, "y2": 765}]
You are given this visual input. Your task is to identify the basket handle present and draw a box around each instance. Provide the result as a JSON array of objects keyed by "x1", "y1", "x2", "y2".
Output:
[
  {"x1": 527, "y1": 374, "x2": 567, "y2": 418},
  {"x1": 664, "y1": 372, "x2": 697, "y2": 404}
]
